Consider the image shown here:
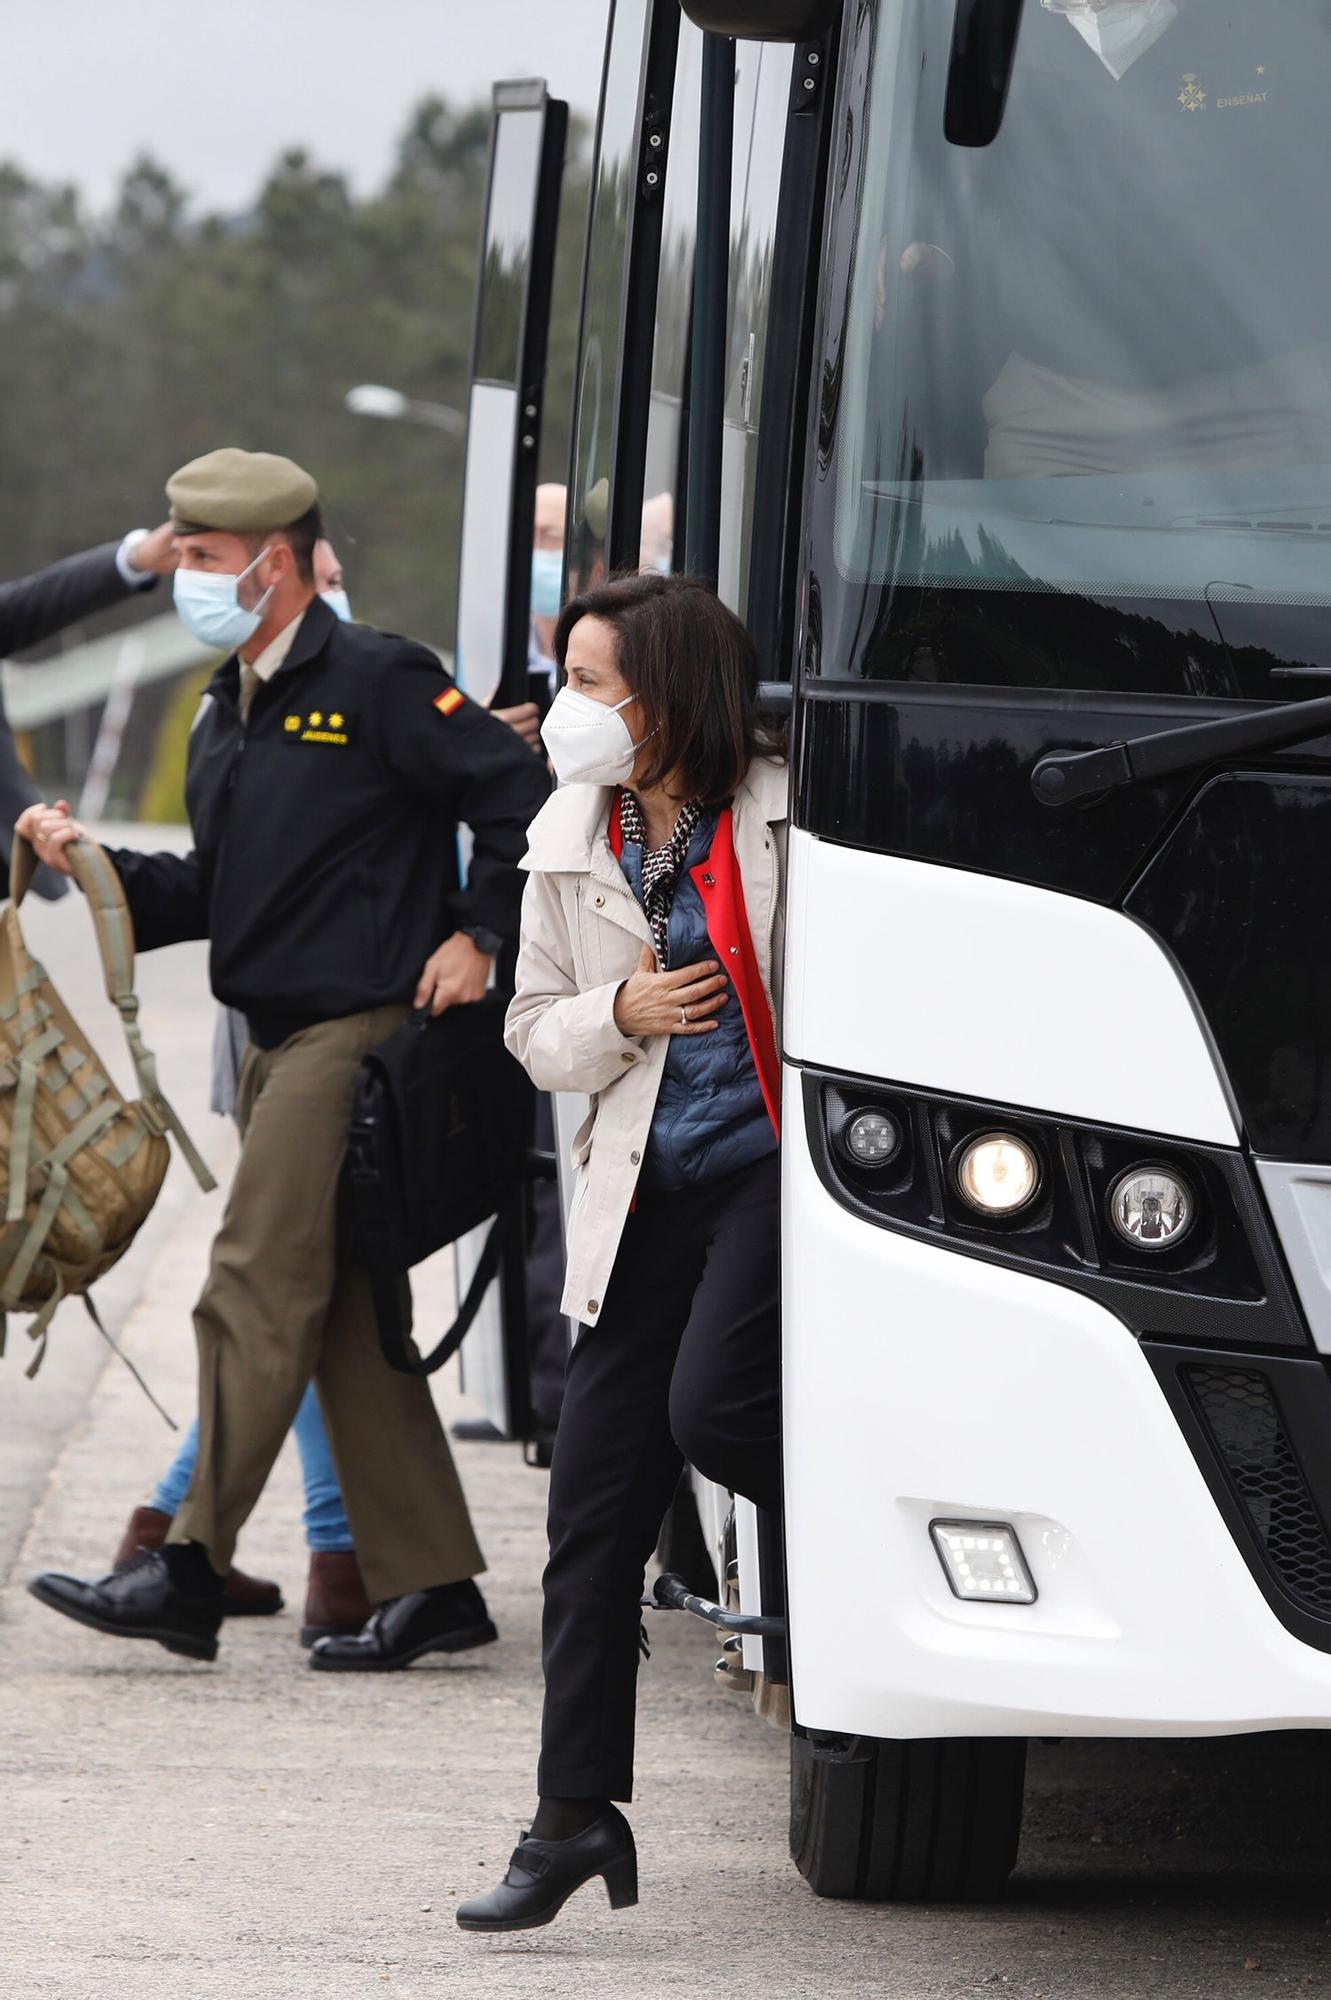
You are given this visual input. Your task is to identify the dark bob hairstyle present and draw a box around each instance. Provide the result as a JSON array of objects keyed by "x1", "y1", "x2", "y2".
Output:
[{"x1": 553, "y1": 570, "x2": 778, "y2": 803}]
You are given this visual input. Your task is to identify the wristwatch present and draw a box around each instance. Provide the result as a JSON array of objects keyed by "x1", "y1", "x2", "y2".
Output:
[{"x1": 461, "y1": 924, "x2": 504, "y2": 958}]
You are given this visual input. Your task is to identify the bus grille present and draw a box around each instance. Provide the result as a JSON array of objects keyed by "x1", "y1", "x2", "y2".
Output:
[{"x1": 1186, "y1": 1365, "x2": 1331, "y2": 1617}]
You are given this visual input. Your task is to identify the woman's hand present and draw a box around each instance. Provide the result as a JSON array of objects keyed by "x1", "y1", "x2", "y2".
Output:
[
  {"x1": 15, "y1": 801, "x2": 85, "y2": 878},
  {"x1": 613, "y1": 945, "x2": 729, "y2": 1037}
]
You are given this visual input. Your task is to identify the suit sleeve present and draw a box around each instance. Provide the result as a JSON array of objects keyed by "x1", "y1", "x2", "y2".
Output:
[
  {"x1": 98, "y1": 845, "x2": 209, "y2": 952},
  {"x1": 377, "y1": 650, "x2": 551, "y2": 944},
  {"x1": 0, "y1": 543, "x2": 145, "y2": 657}
]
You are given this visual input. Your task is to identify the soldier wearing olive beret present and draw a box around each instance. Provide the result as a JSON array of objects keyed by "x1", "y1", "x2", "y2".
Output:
[{"x1": 22, "y1": 446, "x2": 550, "y2": 1669}]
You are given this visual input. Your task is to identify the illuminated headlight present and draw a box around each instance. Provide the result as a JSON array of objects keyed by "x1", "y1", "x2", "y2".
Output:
[
  {"x1": 931, "y1": 1521, "x2": 1037, "y2": 1605},
  {"x1": 1108, "y1": 1165, "x2": 1195, "y2": 1251},
  {"x1": 955, "y1": 1132, "x2": 1040, "y2": 1216},
  {"x1": 841, "y1": 1108, "x2": 902, "y2": 1169}
]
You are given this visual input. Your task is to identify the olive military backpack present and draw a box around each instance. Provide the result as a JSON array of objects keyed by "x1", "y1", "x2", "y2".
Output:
[{"x1": 0, "y1": 833, "x2": 215, "y2": 1376}]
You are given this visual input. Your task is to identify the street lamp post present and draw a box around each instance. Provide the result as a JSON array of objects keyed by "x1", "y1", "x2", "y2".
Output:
[{"x1": 344, "y1": 383, "x2": 468, "y2": 438}]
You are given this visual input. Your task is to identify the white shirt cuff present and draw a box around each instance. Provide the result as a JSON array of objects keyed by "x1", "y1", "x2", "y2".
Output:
[{"x1": 116, "y1": 529, "x2": 156, "y2": 589}]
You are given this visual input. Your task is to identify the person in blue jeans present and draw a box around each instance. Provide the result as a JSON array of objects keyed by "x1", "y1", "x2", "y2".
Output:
[{"x1": 152, "y1": 1385, "x2": 347, "y2": 1544}]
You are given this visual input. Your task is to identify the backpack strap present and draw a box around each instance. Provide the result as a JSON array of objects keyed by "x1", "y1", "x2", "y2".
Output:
[{"x1": 11, "y1": 834, "x2": 216, "y2": 1194}]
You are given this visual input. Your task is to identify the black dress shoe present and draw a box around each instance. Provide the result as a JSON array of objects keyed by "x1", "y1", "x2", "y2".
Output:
[
  {"x1": 28, "y1": 1551, "x2": 223, "y2": 1662},
  {"x1": 456, "y1": 1809, "x2": 638, "y2": 1932},
  {"x1": 308, "y1": 1578, "x2": 496, "y2": 1671}
]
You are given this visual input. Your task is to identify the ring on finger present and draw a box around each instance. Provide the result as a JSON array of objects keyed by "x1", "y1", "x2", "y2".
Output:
[{"x1": 680, "y1": 1004, "x2": 688, "y2": 1026}]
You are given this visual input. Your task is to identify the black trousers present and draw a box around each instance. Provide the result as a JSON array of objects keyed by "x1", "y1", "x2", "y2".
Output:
[{"x1": 538, "y1": 1152, "x2": 781, "y2": 1802}]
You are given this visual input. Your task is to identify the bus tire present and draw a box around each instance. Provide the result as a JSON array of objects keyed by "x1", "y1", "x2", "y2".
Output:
[{"x1": 789, "y1": 1732, "x2": 1026, "y2": 1901}]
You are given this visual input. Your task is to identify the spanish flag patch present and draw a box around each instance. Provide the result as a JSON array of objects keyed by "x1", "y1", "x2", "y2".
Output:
[{"x1": 434, "y1": 686, "x2": 464, "y2": 717}]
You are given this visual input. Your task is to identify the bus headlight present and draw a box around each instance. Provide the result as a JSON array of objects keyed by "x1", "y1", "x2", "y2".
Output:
[
  {"x1": 841, "y1": 1108, "x2": 902, "y2": 1169},
  {"x1": 955, "y1": 1132, "x2": 1040, "y2": 1216},
  {"x1": 1107, "y1": 1165, "x2": 1195, "y2": 1251}
]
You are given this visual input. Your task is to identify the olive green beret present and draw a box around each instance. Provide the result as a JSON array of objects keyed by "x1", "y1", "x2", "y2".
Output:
[{"x1": 167, "y1": 448, "x2": 319, "y2": 534}]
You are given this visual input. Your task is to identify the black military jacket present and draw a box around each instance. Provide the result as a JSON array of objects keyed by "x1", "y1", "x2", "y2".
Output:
[{"x1": 106, "y1": 597, "x2": 548, "y2": 1035}]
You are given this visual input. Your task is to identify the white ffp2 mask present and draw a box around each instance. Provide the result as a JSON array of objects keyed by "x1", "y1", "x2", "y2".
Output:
[
  {"x1": 541, "y1": 687, "x2": 648, "y2": 787},
  {"x1": 1041, "y1": 0, "x2": 1178, "y2": 79}
]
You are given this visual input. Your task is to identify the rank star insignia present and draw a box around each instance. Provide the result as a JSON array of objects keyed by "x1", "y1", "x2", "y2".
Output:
[
  {"x1": 309, "y1": 711, "x2": 323, "y2": 727},
  {"x1": 434, "y1": 687, "x2": 464, "y2": 717},
  {"x1": 1178, "y1": 73, "x2": 1206, "y2": 111},
  {"x1": 328, "y1": 712, "x2": 344, "y2": 730}
]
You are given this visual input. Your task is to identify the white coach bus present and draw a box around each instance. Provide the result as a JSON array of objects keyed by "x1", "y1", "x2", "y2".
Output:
[{"x1": 454, "y1": 0, "x2": 1331, "y2": 1901}]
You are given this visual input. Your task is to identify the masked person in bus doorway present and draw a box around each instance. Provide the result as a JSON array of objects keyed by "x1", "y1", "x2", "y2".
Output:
[
  {"x1": 457, "y1": 571, "x2": 787, "y2": 1933},
  {"x1": 21, "y1": 447, "x2": 549, "y2": 1670}
]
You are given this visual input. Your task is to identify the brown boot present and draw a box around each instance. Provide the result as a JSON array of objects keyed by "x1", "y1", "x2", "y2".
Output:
[
  {"x1": 110, "y1": 1506, "x2": 284, "y2": 1619},
  {"x1": 112, "y1": 1505, "x2": 173, "y2": 1570},
  {"x1": 301, "y1": 1550, "x2": 373, "y2": 1646}
]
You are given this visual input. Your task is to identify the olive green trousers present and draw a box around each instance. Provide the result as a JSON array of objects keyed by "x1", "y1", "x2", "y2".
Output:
[{"x1": 171, "y1": 1005, "x2": 485, "y2": 1603}]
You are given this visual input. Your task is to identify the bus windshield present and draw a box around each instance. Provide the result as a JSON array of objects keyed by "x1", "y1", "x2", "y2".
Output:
[{"x1": 829, "y1": 0, "x2": 1331, "y2": 691}]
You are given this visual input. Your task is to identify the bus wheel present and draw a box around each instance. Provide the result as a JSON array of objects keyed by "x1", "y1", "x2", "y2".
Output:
[{"x1": 789, "y1": 1732, "x2": 1026, "y2": 1902}]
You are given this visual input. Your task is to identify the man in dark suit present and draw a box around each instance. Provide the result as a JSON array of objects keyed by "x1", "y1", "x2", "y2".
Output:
[{"x1": 0, "y1": 525, "x2": 176, "y2": 895}]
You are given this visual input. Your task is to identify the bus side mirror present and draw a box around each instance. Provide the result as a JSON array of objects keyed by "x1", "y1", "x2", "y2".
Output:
[
  {"x1": 680, "y1": 0, "x2": 839, "y2": 40},
  {"x1": 945, "y1": 0, "x2": 1025, "y2": 147}
]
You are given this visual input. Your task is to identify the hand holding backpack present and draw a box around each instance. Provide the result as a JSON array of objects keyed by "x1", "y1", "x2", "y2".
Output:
[{"x1": 0, "y1": 832, "x2": 215, "y2": 1376}]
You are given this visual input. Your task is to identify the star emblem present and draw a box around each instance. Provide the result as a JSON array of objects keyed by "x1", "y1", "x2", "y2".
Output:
[
  {"x1": 329, "y1": 713, "x2": 344, "y2": 730},
  {"x1": 309, "y1": 712, "x2": 323, "y2": 727}
]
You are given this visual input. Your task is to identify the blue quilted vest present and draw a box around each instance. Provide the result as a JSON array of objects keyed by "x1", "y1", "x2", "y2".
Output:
[{"x1": 619, "y1": 809, "x2": 777, "y2": 1191}]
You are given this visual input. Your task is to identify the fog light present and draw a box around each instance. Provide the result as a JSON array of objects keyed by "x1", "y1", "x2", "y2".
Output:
[
  {"x1": 842, "y1": 1108, "x2": 901, "y2": 1168},
  {"x1": 930, "y1": 1520, "x2": 1036, "y2": 1604},
  {"x1": 1108, "y1": 1165, "x2": 1195, "y2": 1251},
  {"x1": 955, "y1": 1132, "x2": 1039, "y2": 1216}
]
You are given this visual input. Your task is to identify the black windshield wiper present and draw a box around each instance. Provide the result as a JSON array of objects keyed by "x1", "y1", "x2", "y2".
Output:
[{"x1": 1031, "y1": 691, "x2": 1331, "y2": 807}]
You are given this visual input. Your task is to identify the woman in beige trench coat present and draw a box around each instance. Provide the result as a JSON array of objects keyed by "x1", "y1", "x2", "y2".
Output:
[{"x1": 458, "y1": 571, "x2": 788, "y2": 1934}]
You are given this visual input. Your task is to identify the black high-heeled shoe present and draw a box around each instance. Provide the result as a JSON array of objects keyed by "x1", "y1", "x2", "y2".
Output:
[{"x1": 455, "y1": 1808, "x2": 638, "y2": 1932}]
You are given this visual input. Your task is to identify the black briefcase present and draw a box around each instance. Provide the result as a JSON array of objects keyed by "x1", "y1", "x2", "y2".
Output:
[{"x1": 340, "y1": 997, "x2": 531, "y2": 1376}]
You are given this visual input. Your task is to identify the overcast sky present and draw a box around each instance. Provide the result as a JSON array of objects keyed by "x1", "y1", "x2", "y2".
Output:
[{"x1": 0, "y1": 1, "x2": 611, "y2": 214}]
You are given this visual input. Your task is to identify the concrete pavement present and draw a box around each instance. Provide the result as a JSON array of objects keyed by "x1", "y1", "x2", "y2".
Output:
[{"x1": 4, "y1": 842, "x2": 1331, "y2": 1996}]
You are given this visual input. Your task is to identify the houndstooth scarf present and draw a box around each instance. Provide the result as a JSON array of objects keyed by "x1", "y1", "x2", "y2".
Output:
[{"x1": 617, "y1": 789, "x2": 703, "y2": 967}]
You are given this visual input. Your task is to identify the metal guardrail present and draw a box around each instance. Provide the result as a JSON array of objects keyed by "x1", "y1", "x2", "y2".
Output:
[
  {"x1": 1, "y1": 615, "x2": 454, "y2": 729},
  {"x1": 2, "y1": 616, "x2": 214, "y2": 730}
]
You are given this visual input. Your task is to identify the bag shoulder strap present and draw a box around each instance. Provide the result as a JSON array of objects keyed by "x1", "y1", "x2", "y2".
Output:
[
  {"x1": 371, "y1": 1217, "x2": 505, "y2": 1379},
  {"x1": 13, "y1": 830, "x2": 134, "y2": 1013},
  {"x1": 10, "y1": 833, "x2": 216, "y2": 1194}
]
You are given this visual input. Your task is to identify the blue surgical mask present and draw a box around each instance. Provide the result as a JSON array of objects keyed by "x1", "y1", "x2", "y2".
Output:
[
  {"x1": 320, "y1": 587, "x2": 353, "y2": 623},
  {"x1": 174, "y1": 547, "x2": 274, "y2": 652},
  {"x1": 530, "y1": 548, "x2": 563, "y2": 620}
]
